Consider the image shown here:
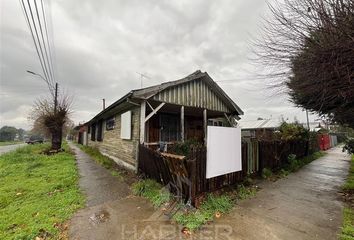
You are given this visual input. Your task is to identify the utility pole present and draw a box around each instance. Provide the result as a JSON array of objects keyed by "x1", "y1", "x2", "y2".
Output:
[
  {"x1": 54, "y1": 82, "x2": 58, "y2": 114},
  {"x1": 306, "y1": 109, "x2": 310, "y2": 130}
]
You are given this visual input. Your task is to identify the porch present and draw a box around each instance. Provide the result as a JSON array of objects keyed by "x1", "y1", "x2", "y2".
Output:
[{"x1": 140, "y1": 100, "x2": 234, "y2": 150}]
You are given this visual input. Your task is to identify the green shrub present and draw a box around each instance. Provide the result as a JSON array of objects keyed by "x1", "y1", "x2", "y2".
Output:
[
  {"x1": 343, "y1": 139, "x2": 354, "y2": 154},
  {"x1": 288, "y1": 154, "x2": 300, "y2": 171},
  {"x1": 276, "y1": 122, "x2": 309, "y2": 141},
  {"x1": 171, "y1": 139, "x2": 201, "y2": 156}
]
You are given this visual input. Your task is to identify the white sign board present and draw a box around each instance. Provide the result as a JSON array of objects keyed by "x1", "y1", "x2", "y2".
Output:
[
  {"x1": 120, "y1": 111, "x2": 131, "y2": 139},
  {"x1": 206, "y1": 126, "x2": 242, "y2": 179}
]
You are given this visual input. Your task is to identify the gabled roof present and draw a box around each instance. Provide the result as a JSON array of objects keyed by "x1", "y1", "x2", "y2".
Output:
[
  {"x1": 131, "y1": 70, "x2": 243, "y2": 115},
  {"x1": 88, "y1": 70, "x2": 243, "y2": 123}
]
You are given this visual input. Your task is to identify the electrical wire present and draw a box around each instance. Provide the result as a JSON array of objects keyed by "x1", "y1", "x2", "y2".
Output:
[
  {"x1": 34, "y1": 0, "x2": 54, "y2": 87},
  {"x1": 20, "y1": 0, "x2": 56, "y2": 94}
]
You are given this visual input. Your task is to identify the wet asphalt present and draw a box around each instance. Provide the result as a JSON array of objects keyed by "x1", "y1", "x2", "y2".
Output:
[{"x1": 68, "y1": 144, "x2": 350, "y2": 240}]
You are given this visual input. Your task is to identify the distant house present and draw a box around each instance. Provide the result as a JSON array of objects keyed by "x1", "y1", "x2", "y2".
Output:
[
  {"x1": 83, "y1": 70, "x2": 243, "y2": 171},
  {"x1": 238, "y1": 119, "x2": 280, "y2": 140}
]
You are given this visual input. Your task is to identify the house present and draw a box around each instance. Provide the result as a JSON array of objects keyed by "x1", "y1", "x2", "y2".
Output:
[
  {"x1": 84, "y1": 70, "x2": 243, "y2": 171},
  {"x1": 238, "y1": 119, "x2": 280, "y2": 140}
]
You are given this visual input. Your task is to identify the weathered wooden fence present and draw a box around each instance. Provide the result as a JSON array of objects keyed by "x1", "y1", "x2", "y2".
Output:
[
  {"x1": 138, "y1": 139, "x2": 311, "y2": 205},
  {"x1": 187, "y1": 144, "x2": 248, "y2": 201},
  {"x1": 258, "y1": 140, "x2": 308, "y2": 170},
  {"x1": 138, "y1": 143, "x2": 248, "y2": 205}
]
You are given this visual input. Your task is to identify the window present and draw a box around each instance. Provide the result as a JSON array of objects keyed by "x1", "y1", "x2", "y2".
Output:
[
  {"x1": 88, "y1": 126, "x2": 91, "y2": 134},
  {"x1": 160, "y1": 114, "x2": 179, "y2": 142},
  {"x1": 97, "y1": 120, "x2": 103, "y2": 141},
  {"x1": 208, "y1": 119, "x2": 224, "y2": 127},
  {"x1": 91, "y1": 124, "x2": 96, "y2": 141},
  {"x1": 121, "y1": 111, "x2": 132, "y2": 139},
  {"x1": 106, "y1": 116, "x2": 115, "y2": 130}
]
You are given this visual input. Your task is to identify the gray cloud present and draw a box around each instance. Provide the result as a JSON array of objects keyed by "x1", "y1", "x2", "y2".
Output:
[{"x1": 0, "y1": 0, "x2": 318, "y2": 129}]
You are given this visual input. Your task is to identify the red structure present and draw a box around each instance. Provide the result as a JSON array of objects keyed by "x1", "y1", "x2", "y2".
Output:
[{"x1": 318, "y1": 134, "x2": 330, "y2": 150}]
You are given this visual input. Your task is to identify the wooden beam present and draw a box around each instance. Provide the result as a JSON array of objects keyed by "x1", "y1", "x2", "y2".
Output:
[
  {"x1": 181, "y1": 106, "x2": 185, "y2": 142},
  {"x1": 146, "y1": 101, "x2": 154, "y2": 111},
  {"x1": 140, "y1": 101, "x2": 146, "y2": 144},
  {"x1": 144, "y1": 102, "x2": 165, "y2": 123},
  {"x1": 224, "y1": 113, "x2": 233, "y2": 126},
  {"x1": 203, "y1": 109, "x2": 207, "y2": 146}
]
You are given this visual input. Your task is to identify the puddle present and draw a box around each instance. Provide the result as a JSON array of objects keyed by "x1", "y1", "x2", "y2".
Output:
[{"x1": 89, "y1": 210, "x2": 110, "y2": 225}]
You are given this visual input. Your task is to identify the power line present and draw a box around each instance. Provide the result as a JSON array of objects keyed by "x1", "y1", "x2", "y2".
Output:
[
  {"x1": 26, "y1": 0, "x2": 52, "y2": 87},
  {"x1": 41, "y1": 0, "x2": 56, "y2": 84},
  {"x1": 20, "y1": 0, "x2": 56, "y2": 93},
  {"x1": 34, "y1": 0, "x2": 54, "y2": 86},
  {"x1": 20, "y1": 0, "x2": 49, "y2": 87}
]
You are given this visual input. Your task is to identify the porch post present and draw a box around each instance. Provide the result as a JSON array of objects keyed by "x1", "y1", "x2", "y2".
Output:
[
  {"x1": 140, "y1": 101, "x2": 146, "y2": 144},
  {"x1": 203, "y1": 109, "x2": 207, "y2": 146},
  {"x1": 181, "y1": 106, "x2": 184, "y2": 142}
]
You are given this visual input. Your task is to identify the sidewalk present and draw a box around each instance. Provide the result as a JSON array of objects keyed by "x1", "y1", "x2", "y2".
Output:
[
  {"x1": 213, "y1": 147, "x2": 350, "y2": 240},
  {"x1": 69, "y1": 143, "x2": 350, "y2": 239}
]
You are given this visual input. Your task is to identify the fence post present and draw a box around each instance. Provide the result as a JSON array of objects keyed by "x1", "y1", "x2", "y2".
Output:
[{"x1": 187, "y1": 158, "x2": 197, "y2": 206}]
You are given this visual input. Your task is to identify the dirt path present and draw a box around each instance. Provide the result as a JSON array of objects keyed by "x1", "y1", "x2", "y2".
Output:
[
  {"x1": 69, "y1": 144, "x2": 350, "y2": 240},
  {"x1": 212, "y1": 147, "x2": 350, "y2": 240}
]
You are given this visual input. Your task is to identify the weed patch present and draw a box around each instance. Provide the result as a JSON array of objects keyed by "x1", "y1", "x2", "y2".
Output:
[
  {"x1": 132, "y1": 179, "x2": 171, "y2": 207},
  {"x1": 173, "y1": 194, "x2": 234, "y2": 231},
  {"x1": 236, "y1": 184, "x2": 257, "y2": 200},
  {"x1": 78, "y1": 145, "x2": 114, "y2": 169},
  {"x1": 262, "y1": 168, "x2": 273, "y2": 179}
]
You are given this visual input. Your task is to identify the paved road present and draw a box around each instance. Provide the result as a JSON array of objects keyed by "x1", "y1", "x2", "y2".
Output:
[
  {"x1": 68, "y1": 145, "x2": 350, "y2": 240},
  {"x1": 0, "y1": 143, "x2": 26, "y2": 155}
]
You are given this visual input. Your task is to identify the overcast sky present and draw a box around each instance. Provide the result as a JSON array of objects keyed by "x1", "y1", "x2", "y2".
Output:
[{"x1": 0, "y1": 0, "x2": 318, "y2": 130}]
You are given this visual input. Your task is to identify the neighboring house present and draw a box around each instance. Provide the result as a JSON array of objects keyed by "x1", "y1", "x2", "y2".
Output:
[
  {"x1": 73, "y1": 124, "x2": 88, "y2": 145},
  {"x1": 238, "y1": 119, "x2": 280, "y2": 140},
  {"x1": 84, "y1": 70, "x2": 243, "y2": 171}
]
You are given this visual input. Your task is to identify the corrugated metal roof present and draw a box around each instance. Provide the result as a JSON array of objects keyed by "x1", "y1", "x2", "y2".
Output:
[{"x1": 238, "y1": 119, "x2": 280, "y2": 130}]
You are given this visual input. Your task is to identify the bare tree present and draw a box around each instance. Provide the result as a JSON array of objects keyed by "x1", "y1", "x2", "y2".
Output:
[
  {"x1": 255, "y1": 0, "x2": 354, "y2": 127},
  {"x1": 30, "y1": 94, "x2": 72, "y2": 150}
]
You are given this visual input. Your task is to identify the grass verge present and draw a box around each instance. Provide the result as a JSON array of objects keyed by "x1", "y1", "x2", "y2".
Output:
[
  {"x1": 0, "y1": 144, "x2": 84, "y2": 240},
  {"x1": 339, "y1": 155, "x2": 354, "y2": 240},
  {"x1": 76, "y1": 144, "x2": 123, "y2": 180}
]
